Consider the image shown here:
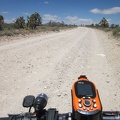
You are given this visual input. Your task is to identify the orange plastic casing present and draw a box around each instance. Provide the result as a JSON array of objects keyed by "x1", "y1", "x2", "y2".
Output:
[{"x1": 71, "y1": 76, "x2": 102, "y2": 112}]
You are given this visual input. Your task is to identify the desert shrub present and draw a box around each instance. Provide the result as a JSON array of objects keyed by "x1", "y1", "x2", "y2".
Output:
[
  {"x1": 113, "y1": 28, "x2": 120, "y2": 36},
  {"x1": 14, "y1": 16, "x2": 25, "y2": 29}
]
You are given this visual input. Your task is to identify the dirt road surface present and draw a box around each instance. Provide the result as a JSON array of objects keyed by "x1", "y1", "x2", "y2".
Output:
[{"x1": 0, "y1": 27, "x2": 120, "y2": 116}]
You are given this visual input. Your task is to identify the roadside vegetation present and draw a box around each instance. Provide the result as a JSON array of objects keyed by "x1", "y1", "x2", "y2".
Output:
[
  {"x1": 0, "y1": 12, "x2": 77, "y2": 37},
  {"x1": 0, "y1": 13, "x2": 119, "y2": 40},
  {"x1": 87, "y1": 17, "x2": 120, "y2": 40}
]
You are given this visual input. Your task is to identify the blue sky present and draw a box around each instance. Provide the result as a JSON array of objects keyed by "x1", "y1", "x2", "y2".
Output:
[{"x1": 0, "y1": 0, "x2": 120, "y2": 25}]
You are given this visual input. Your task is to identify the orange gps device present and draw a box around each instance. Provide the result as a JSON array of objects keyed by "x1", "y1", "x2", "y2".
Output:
[{"x1": 71, "y1": 75, "x2": 102, "y2": 120}]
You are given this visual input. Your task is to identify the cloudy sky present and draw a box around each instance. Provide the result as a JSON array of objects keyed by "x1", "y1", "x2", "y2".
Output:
[{"x1": 0, "y1": 0, "x2": 120, "y2": 25}]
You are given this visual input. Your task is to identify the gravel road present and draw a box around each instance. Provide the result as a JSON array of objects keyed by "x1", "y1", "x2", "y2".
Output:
[{"x1": 0, "y1": 27, "x2": 120, "y2": 116}]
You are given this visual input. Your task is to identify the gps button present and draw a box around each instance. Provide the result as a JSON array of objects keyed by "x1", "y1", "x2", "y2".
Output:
[{"x1": 84, "y1": 100, "x2": 91, "y2": 107}]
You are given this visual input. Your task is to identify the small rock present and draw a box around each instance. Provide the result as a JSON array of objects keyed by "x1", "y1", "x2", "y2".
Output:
[
  {"x1": 44, "y1": 86, "x2": 47, "y2": 89},
  {"x1": 116, "y1": 43, "x2": 120, "y2": 46},
  {"x1": 64, "y1": 93, "x2": 67, "y2": 96},
  {"x1": 107, "y1": 75, "x2": 109, "y2": 77},
  {"x1": 57, "y1": 94, "x2": 61, "y2": 97},
  {"x1": 106, "y1": 81, "x2": 109, "y2": 83}
]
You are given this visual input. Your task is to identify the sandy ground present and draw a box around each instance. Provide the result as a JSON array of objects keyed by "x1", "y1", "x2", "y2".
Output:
[{"x1": 0, "y1": 27, "x2": 120, "y2": 117}]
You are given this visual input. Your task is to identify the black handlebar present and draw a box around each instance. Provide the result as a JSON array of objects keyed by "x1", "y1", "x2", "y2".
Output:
[
  {"x1": 0, "y1": 110, "x2": 120, "y2": 120},
  {"x1": 0, "y1": 118, "x2": 9, "y2": 120}
]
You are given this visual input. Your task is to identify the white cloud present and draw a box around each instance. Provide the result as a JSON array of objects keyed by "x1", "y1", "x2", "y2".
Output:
[
  {"x1": 43, "y1": 15, "x2": 95, "y2": 25},
  {"x1": 90, "y1": 7, "x2": 120, "y2": 14},
  {"x1": 22, "y1": 12, "x2": 30, "y2": 15},
  {"x1": 4, "y1": 18, "x2": 15, "y2": 23},
  {"x1": 1, "y1": 11, "x2": 9, "y2": 14},
  {"x1": 43, "y1": 14, "x2": 60, "y2": 22},
  {"x1": 44, "y1": 1, "x2": 49, "y2": 4},
  {"x1": 65, "y1": 16, "x2": 94, "y2": 25}
]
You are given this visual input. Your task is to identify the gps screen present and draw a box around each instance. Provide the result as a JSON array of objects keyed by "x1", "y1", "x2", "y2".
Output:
[{"x1": 75, "y1": 81, "x2": 96, "y2": 98}]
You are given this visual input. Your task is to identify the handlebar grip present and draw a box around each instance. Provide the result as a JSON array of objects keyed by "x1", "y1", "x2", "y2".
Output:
[{"x1": 102, "y1": 111, "x2": 120, "y2": 120}]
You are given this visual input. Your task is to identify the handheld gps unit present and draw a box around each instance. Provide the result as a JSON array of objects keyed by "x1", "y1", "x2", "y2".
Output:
[{"x1": 71, "y1": 75, "x2": 102, "y2": 120}]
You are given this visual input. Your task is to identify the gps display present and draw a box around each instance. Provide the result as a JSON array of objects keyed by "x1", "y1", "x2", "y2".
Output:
[{"x1": 75, "y1": 81, "x2": 96, "y2": 98}]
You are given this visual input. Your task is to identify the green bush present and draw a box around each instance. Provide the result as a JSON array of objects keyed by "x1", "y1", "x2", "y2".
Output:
[
  {"x1": 113, "y1": 28, "x2": 120, "y2": 36},
  {"x1": 0, "y1": 30, "x2": 13, "y2": 36},
  {"x1": 104, "y1": 28, "x2": 112, "y2": 32},
  {"x1": 14, "y1": 16, "x2": 25, "y2": 29}
]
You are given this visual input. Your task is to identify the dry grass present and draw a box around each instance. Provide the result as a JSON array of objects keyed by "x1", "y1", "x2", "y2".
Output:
[
  {"x1": 0, "y1": 25, "x2": 76, "y2": 37},
  {"x1": 93, "y1": 27, "x2": 120, "y2": 40},
  {"x1": 0, "y1": 25, "x2": 77, "y2": 43}
]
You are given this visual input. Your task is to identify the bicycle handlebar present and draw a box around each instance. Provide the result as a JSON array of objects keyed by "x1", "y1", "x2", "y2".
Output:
[{"x1": 0, "y1": 110, "x2": 120, "y2": 120}]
